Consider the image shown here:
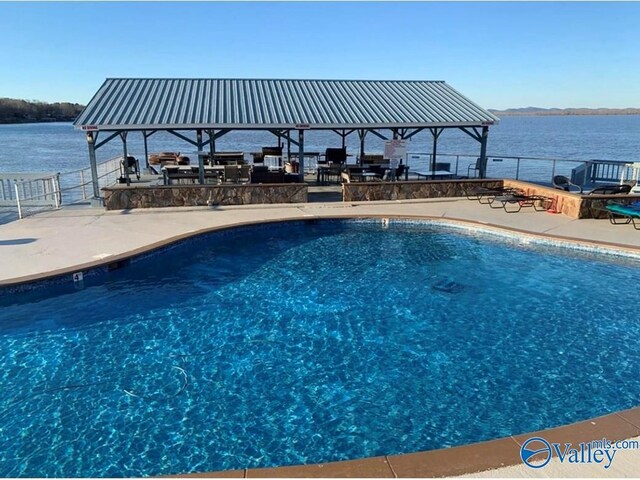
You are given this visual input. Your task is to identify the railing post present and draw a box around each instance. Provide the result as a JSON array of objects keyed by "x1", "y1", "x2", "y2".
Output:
[
  {"x1": 455, "y1": 155, "x2": 460, "y2": 176},
  {"x1": 515, "y1": 158, "x2": 521, "y2": 180},
  {"x1": 551, "y1": 159, "x2": 557, "y2": 179},
  {"x1": 13, "y1": 182, "x2": 22, "y2": 219},
  {"x1": 80, "y1": 170, "x2": 87, "y2": 200},
  {"x1": 54, "y1": 174, "x2": 60, "y2": 209}
]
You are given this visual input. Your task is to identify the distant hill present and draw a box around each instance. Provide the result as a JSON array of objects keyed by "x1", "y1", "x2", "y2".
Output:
[
  {"x1": 489, "y1": 107, "x2": 640, "y2": 116},
  {"x1": 0, "y1": 98, "x2": 85, "y2": 124}
]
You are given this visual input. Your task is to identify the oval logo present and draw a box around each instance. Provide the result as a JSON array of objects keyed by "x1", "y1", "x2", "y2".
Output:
[{"x1": 520, "y1": 437, "x2": 553, "y2": 468}]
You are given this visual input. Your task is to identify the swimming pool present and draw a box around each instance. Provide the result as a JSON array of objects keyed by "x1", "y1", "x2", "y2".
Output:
[{"x1": 1, "y1": 219, "x2": 639, "y2": 477}]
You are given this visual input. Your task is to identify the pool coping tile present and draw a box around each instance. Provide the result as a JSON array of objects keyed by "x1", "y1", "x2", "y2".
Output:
[
  {"x1": 616, "y1": 407, "x2": 640, "y2": 430},
  {"x1": 511, "y1": 410, "x2": 640, "y2": 451},
  {"x1": 166, "y1": 468, "x2": 246, "y2": 478},
  {"x1": 386, "y1": 436, "x2": 522, "y2": 477},
  {"x1": 246, "y1": 456, "x2": 394, "y2": 478}
]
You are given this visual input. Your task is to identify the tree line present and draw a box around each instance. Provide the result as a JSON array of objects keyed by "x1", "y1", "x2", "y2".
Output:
[{"x1": 0, "y1": 98, "x2": 85, "y2": 124}]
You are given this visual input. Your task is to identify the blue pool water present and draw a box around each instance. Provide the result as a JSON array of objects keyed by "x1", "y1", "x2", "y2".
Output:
[{"x1": 1, "y1": 219, "x2": 640, "y2": 477}]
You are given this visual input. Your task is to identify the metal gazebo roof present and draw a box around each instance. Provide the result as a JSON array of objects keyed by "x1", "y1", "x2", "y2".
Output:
[{"x1": 74, "y1": 78, "x2": 499, "y2": 131}]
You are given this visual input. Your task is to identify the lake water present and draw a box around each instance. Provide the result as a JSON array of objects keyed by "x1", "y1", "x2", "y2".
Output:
[{"x1": 0, "y1": 115, "x2": 638, "y2": 181}]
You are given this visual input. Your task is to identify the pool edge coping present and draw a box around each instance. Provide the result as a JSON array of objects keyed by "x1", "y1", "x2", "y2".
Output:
[
  {"x1": 167, "y1": 406, "x2": 640, "y2": 478},
  {"x1": 2, "y1": 212, "x2": 640, "y2": 289}
]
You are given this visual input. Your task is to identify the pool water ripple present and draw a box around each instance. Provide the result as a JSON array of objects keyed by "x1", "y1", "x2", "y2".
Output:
[{"x1": 0, "y1": 220, "x2": 639, "y2": 476}]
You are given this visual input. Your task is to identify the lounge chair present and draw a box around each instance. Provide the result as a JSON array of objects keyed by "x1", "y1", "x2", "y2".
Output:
[
  {"x1": 466, "y1": 186, "x2": 523, "y2": 203},
  {"x1": 604, "y1": 202, "x2": 640, "y2": 229},
  {"x1": 553, "y1": 175, "x2": 583, "y2": 193},
  {"x1": 488, "y1": 193, "x2": 552, "y2": 213}
]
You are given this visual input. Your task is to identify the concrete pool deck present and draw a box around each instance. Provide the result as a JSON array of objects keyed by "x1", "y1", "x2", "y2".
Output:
[
  {"x1": 1, "y1": 197, "x2": 640, "y2": 477},
  {"x1": 2, "y1": 197, "x2": 640, "y2": 285}
]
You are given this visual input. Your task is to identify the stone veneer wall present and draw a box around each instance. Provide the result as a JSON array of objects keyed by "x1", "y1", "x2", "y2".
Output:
[
  {"x1": 502, "y1": 180, "x2": 582, "y2": 218},
  {"x1": 342, "y1": 179, "x2": 504, "y2": 202},
  {"x1": 103, "y1": 184, "x2": 308, "y2": 210},
  {"x1": 343, "y1": 178, "x2": 640, "y2": 219},
  {"x1": 503, "y1": 180, "x2": 640, "y2": 219}
]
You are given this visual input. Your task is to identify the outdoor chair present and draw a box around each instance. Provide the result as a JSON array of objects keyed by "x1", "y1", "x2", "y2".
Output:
[
  {"x1": 553, "y1": 175, "x2": 583, "y2": 193},
  {"x1": 325, "y1": 147, "x2": 347, "y2": 165},
  {"x1": 589, "y1": 184, "x2": 632, "y2": 195},
  {"x1": 252, "y1": 146, "x2": 283, "y2": 164},
  {"x1": 238, "y1": 165, "x2": 252, "y2": 183},
  {"x1": 223, "y1": 165, "x2": 240, "y2": 183},
  {"x1": 360, "y1": 154, "x2": 385, "y2": 165},
  {"x1": 326, "y1": 163, "x2": 344, "y2": 183},
  {"x1": 213, "y1": 152, "x2": 245, "y2": 165},
  {"x1": 368, "y1": 164, "x2": 387, "y2": 180},
  {"x1": 468, "y1": 158, "x2": 481, "y2": 178},
  {"x1": 120, "y1": 156, "x2": 140, "y2": 180},
  {"x1": 383, "y1": 164, "x2": 406, "y2": 181},
  {"x1": 251, "y1": 166, "x2": 285, "y2": 184}
]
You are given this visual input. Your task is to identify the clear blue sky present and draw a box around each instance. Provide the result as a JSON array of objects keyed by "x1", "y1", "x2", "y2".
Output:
[{"x1": 0, "y1": 1, "x2": 638, "y2": 109}]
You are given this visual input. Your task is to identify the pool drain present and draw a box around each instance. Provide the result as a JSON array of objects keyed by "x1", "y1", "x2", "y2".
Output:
[{"x1": 432, "y1": 278, "x2": 464, "y2": 294}]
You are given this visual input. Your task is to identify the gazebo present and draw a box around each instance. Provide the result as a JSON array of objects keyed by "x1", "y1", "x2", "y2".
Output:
[{"x1": 74, "y1": 78, "x2": 499, "y2": 198}]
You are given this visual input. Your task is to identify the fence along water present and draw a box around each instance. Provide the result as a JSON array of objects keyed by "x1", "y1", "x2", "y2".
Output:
[
  {"x1": 0, "y1": 156, "x2": 121, "y2": 219},
  {"x1": 0, "y1": 153, "x2": 632, "y2": 221}
]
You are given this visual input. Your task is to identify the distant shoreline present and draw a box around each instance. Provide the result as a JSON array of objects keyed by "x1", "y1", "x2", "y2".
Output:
[
  {"x1": 0, "y1": 117, "x2": 78, "y2": 125},
  {"x1": 489, "y1": 107, "x2": 640, "y2": 116},
  {"x1": 0, "y1": 98, "x2": 84, "y2": 125}
]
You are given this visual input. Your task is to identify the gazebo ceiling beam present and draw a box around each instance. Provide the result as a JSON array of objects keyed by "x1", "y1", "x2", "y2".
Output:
[
  {"x1": 332, "y1": 129, "x2": 356, "y2": 137},
  {"x1": 459, "y1": 126, "x2": 483, "y2": 143},
  {"x1": 207, "y1": 129, "x2": 231, "y2": 141},
  {"x1": 403, "y1": 128, "x2": 425, "y2": 141},
  {"x1": 94, "y1": 131, "x2": 120, "y2": 150},
  {"x1": 367, "y1": 129, "x2": 389, "y2": 141},
  {"x1": 275, "y1": 130, "x2": 300, "y2": 147},
  {"x1": 167, "y1": 129, "x2": 198, "y2": 147}
]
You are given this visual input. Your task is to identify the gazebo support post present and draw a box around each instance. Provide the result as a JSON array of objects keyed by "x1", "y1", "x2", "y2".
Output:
[
  {"x1": 298, "y1": 129, "x2": 305, "y2": 182},
  {"x1": 430, "y1": 127, "x2": 443, "y2": 180},
  {"x1": 358, "y1": 129, "x2": 367, "y2": 161},
  {"x1": 120, "y1": 131, "x2": 130, "y2": 186},
  {"x1": 142, "y1": 131, "x2": 149, "y2": 169},
  {"x1": 196, "y1": 129, "x2": 205, "y2": 184},
  {"x1": 208, "y1": 129, "x2": 216, "y2": 158},
  {"x1": 479, "y1": 126, "x2": 488, "y2": 179},
  {"x1": 86, "y1": 132, "x2": 101, "y2": 201}
]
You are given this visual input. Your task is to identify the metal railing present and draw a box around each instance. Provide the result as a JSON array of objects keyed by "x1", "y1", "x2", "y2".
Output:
[
  {"x1": 57, "y1": 156, "x2": 121, "y2": 204},
  {"x1": 0, "y1": 156, "x2": 122, "y2": 220},
  {"x1": 403, "y1": 152, "x2": 631, "y2": 186},
  {"x1": 0, "y1": 173, "x2": 61, "y2": 219}
]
